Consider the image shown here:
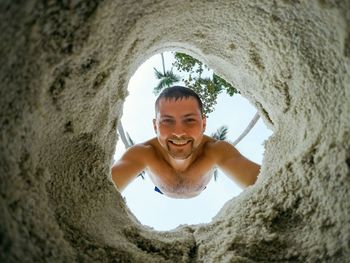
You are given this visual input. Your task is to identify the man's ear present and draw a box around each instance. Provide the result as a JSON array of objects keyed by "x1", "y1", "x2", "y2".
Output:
[
  {"x1": 202, "y1": 116, "x2": 207, "y2": 132},
  {"x1": 153, "y1": 118, "x2": 157, "y2": 134}
]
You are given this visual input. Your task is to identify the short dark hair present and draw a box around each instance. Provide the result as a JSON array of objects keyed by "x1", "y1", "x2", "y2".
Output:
[{"x1": 155, "y1": 86, "x2": 204, "y2": 116}]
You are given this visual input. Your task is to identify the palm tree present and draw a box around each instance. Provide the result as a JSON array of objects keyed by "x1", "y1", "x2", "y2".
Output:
[
  {"x1": 232, "y1": 112, "x2": 260, "y2": 146},
  {"x1": 153, "y1": 53, "x2": 181, "y2": 95},
  {"x1": 161, "y1": 53, "x2": 166, "y2": 76},
  {"x1": 153, "y1": 68, "x2": 180, "y2": 95},
  {"x1": 211, "y1": 125, "x2": 229, "y2": 141}
]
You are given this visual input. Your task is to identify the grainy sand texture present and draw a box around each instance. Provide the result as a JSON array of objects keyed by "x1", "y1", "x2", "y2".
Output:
[{"x1": 1, "y1": 0, "x2": 349, "y2": 262}]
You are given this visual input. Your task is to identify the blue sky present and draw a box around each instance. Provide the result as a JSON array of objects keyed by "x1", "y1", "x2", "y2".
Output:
[{"x1": 113, "y1": 52, "x2": 272, "y2": 231}]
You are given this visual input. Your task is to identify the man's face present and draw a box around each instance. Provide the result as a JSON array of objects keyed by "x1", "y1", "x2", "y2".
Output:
[{"x1": 153, "y1": 97, "x2": 206, "y2": 160}]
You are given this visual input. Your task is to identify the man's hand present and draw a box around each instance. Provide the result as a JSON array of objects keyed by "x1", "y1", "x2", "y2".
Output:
[{"x1": 214, "y1": 141, "x2": 260, "y2": 187}]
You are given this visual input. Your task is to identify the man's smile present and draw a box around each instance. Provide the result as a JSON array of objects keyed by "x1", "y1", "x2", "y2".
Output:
[{"x1": 168, "y1": 139, "x2": 192, "y2": 146}]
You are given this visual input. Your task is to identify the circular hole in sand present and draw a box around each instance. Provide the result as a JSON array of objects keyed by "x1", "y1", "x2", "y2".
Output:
[{"x1": 113, "y1": 51, "x2": 272, "y2": 231}]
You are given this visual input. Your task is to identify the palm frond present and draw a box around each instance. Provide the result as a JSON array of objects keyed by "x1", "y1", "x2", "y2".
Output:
[
  {"x1": 154, "y1": 68, "x2": 164, "y2": 79},
  {"x1": 211, "y1": 125, "x2": 228, "y2": 141},
  {"x1": 138, "y1": 171, "x2": 146, "y2": 180},
  {"x1": 153, "y1": 68, "x2": 180, "y2": 95}
]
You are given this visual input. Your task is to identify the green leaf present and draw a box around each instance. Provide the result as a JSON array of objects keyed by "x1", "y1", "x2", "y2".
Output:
[
  {"x1": 211, "y1": 125, "x2": 228, "y2": 141},
  {"x1": 172, "y1": 52, "x2": 238, "y2": 117},
  {"x1": 153, "y1": 68, "x2": 180, "y2": 95}
]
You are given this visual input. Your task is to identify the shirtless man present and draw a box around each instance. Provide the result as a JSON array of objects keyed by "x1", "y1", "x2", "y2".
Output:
[{"x1": 111, "y1": 86, "x2": 260, "y2": 198}]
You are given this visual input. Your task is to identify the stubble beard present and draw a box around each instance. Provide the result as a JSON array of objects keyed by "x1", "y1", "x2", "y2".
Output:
[{"x1": 166, "y1": 137, "x2": 194, "y2": 160}]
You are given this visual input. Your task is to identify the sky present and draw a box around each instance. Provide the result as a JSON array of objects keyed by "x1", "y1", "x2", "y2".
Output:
[{"x1": 113, "y1": 52, "x2": 272, "y2": 231}]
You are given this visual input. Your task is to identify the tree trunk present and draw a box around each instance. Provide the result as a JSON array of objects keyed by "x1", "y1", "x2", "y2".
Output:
[
  {"x1": 117, "y1": 121, "x2": 131, "y2": 149},
  {"x1": 161, "y1": 53, "x2": 166, "y2": 75},
  {"x1": 232, "y1": 111, "x2": 260, "y2": 146}
]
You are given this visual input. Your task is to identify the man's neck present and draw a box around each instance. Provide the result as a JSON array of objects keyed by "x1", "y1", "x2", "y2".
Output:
[{"x1": 168, "y1": 156, "x2": 193, "y2": 172}]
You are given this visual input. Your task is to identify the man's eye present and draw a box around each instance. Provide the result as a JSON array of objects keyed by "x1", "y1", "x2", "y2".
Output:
[
  {"x1": 162, "y1": 119, "x2": 174, "y2": 124},
  {"x1": 185, "y1": 119, "x2": 196, "y2": 123}
]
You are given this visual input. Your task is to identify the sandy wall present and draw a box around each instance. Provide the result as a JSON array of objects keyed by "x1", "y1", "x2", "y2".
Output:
[{"x1": 1, "y1": 0, "x2": 349, "y2": 262}]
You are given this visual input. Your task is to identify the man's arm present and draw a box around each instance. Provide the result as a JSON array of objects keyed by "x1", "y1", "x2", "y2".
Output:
[
  {"x1": 214, "y1": 141, "x2": 260, "y2": 188},
  {"x1": 111, "y1": 144, "x2": 148, "y2": 192}
]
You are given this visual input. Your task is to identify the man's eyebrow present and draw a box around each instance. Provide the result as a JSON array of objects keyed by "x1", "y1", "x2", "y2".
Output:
[
  {"x1": 159, "y1": 113, "x2": 199, "y2": 119},
  {"x1": 182, "y1": 113, "x2": 199, "y2": 118},
  {"x1": 160, "y1": 115, "x2": 174, "y2": 119}
]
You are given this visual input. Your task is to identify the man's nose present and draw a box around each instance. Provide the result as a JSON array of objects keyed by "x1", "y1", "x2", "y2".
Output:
[{"x1": 172, "y1": 123, "x2": 186, "y2": 137}]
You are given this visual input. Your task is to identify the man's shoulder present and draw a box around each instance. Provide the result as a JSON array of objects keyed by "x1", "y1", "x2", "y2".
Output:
[
  {"x1": 129, "y1": 138, "x2": 156, "y2": 151},
  {"x1": 127, "y1": 138, "x2": 159, "y2": 156},
  {"x1": 131, "y1": 138, "x2": 166, "y2": 164},
  {"x1": 202, "y1": 136, "x2": 236, "y2": 154},
  {"x1": 201, "y1": 135, "x2": 219, "y2": 156},
  {"x1": 202, "y1": 135, "x2": 225, "y2": 148},
  {"x1": 121, "y1": 140, "x2": 156, "y2": 163}
]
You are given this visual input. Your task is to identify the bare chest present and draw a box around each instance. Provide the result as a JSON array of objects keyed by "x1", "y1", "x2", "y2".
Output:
[{"x1": 146, "y1": 154, "x2": 216, "y2": 198}]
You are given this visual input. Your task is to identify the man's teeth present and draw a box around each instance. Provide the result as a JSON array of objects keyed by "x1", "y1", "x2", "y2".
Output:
[{"x1": 171, "y1": 140, "x2": 189, "y2": 145}]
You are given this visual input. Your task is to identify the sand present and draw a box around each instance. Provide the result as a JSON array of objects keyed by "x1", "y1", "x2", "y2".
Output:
[{"x1": 1, "y1": 0, "x2": 349, "y2": 262}]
